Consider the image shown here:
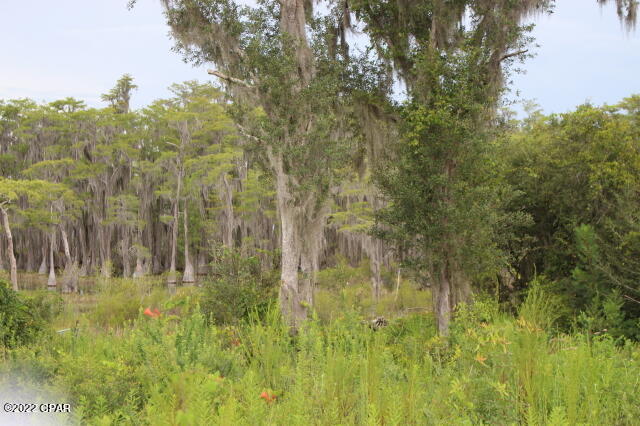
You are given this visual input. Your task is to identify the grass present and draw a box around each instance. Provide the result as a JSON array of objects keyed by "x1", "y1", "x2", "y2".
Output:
[{"x1": 1, "y1": 269, "x2": 640, "y2": 425}]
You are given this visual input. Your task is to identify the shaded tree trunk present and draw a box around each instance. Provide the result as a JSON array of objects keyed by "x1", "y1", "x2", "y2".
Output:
[
  {"x1": 221, "y1": 174, "x2": 235, "y2": 247},
  {"x1": 367, "y1": 237, "x2": 384, "y2": 302},
  {"x1": 121, "y1": 231, "x2": 131, "y2": 278},
  {"x1": 99, "y1": 225, "x2": 112, "y2": 277},
  {"x1": 182, "y1": 201, "x2": 195, "y2": 283},
  {"x1": 168, "y1": 168, "x2": 183, "y2": 284},
  {"x1": 38, "y1": 243, "x2": 47, "y2": 275},
  {"x1": 196, "y1": 250, "x2": 209, "y2": 275},
  {"x1": 25, "y1": 229, "x2": 36, "y2": 272},
  {"x1": 1, "y1": 207, "x2": 18, "y2": 291}
]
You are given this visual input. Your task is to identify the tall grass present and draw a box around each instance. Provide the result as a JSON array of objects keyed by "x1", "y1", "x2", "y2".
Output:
[{"x1": 2, "y1": 278, "x2": 639, "y2": 424}]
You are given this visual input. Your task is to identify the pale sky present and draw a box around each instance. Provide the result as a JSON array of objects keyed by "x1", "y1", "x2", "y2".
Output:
[{"x1": 0, "y1": 0, "x2": 638, "y2": 115}]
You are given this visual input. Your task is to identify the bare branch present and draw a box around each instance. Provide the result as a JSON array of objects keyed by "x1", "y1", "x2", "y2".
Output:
[
  {"x1": 499, "y1": 49, "x2": 529, "y2": 62},
  {"x1": 207, "y1": 70, "x2": 252, "y2": 88},
  {"x1": 236, "y1": 124, "x2": 262, "y2": 144},
  {"x1": 624, "y1": 294, "x2": 640, "y2": 305}
]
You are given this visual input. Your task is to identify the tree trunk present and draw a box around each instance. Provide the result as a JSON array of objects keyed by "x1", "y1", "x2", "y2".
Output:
[
  {"x1": 121, "y1": 231, "x2": 131, "y2": 278},
  {"x1": 25, "y1": 229, "x2": 36, "y2": 272},
  {"x1": 60, "y1": 225, "x2": 72, "y2": 266},
  {"x1": 47, "y1": 231, "x2": 56, "y2": 287},
  {"x1": 394, "y1": 268, "x2": 401, "y2": 302},
  {"x1": 0, "y1": 233, "x2": 5, "y2": 272},
  {"x1": 132, "y1": 228, "x2": 145, "y2": 278},
  {"x1": 38, "y1": 243, "x2": 47, "y2": 275},
  {"x1": 196, "y1": 250, "x2": 209, "y2": 275},
  {"x1": 1, "y1": 208, "x2": 18, "y2": 291},
  {"x1": 133, "y1": 257, "x2": 144, "y2": 278},
  {"x1": 272, "y1": 151, "x2": 325, "y2": 327},
  {"x1": 221, "y1": 174, "x2": 235, "y2": 247},
  {"x1": 278, "y1": 201, "x2": 307, "y2": 327},
  {"x1": 168, "y1": 167, "x2": 183, "y2": 284},
  {"x1": 182, "y1": 201, "x2": 195, "y2": 284},
  {"x1": 367, "y1": 237, "x2": 384, "y2": 303},
  {"x1": 99, "y1": 225, "x2": 112, "y2": 277},
  {"x1": 434, "y1": 262, "x2": 452, "y2": 336}
]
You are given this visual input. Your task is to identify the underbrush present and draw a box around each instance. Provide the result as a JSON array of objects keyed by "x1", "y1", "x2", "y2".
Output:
[
  {"x1": 315, "y1": 258, "x2": 431, "y2": 321},
  {"x1": 1, "y1": 281, "x2": 639, "y2": 425}
]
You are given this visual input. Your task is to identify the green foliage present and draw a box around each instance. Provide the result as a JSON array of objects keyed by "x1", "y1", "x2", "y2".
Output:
[
  {"x1": 200, "y1": 249, "x2": 279, "y2": 325},
  {"x1": 3, "y1": 282, "x2": 640, "y2": 424},
  {"x1": 375, "y1": 46, "x2": 526, "y2": 309},
  {"x1": 501, "y1": 99, "x2": 640, "y2": 338},
  {"x1": 91, "y1": 279, "x2": 166, "y2": 328},
  {"x1": 0, "y1": 279, "x2": 45, "y2": 348}
]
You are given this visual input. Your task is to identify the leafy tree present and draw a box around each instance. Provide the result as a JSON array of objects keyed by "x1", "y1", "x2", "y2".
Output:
[
  {"x1": 0, "y1": 178, "x2": 76, "y2": 290},
  {"x1": 101, "y1": 74, "x2": 138, "y2": 114},
  {"x1": 146, "y1": 0, "x2": 360, "y2": 326},
  {"x1": 355, "y1": 0, "x2": 637, "y2": 335},
  {"x1": 148, "y1": 81, "x2": 235, "y2": 283},
  {"x1": 501, "y1": 99, "x2": 640, "y2": 337}
]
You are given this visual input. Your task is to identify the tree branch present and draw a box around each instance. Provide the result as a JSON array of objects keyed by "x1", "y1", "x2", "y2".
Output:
[
  {"x1": 499, "y1": 49, "x2": 528, "y2": 62},
  {"x1": 207, "y1": 70, "x2": 252, "y2": 88},
  {"x1": 236, "y1": 124, "x2": 263, "y2": 144},
  {"x1": 623, "y1": 294, "x2": 640, "y2": 305}
]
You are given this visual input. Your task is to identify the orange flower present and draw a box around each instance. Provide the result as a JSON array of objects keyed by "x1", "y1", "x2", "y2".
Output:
[
  {"x1": 143, "y1": 307, "x2": 160, "y2": 318},
  {"x1": 260, "y1": 391, "x2": 277, "y2": 403}
]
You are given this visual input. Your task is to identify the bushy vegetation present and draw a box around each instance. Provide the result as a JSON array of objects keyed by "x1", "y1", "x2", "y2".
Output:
[
  {"x1": 2, "y1": 273, "x2": 639, "y2": 425},
  {"x1": 0, "y1": 279, "x2": 46, "y2": 349},
  {"x1": 499, "y1": 98, "x2": 640, "y2": 339},
  {"x1": 200, "y1": 249, "x2": 279, "y2": 325}
]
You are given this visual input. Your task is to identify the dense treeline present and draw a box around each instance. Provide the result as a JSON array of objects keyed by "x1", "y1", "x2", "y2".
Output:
[
  {"x1": 0, "y1": 78, "x2": 384, "y2": 292},
  {"x1": 500, "y1": 99, "x2": 640, "y2": 338},
  {"x1": 3, "y1": 90, "x2": 639, "y2": 338},
  {"x1": 1, "y1": 0, "x2": 639, "y2": 338}
]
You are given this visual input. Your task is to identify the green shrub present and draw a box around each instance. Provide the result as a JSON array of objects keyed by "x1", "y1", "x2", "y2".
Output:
[
  {"x1": 316, "y1": 256, "x2": 370, "y2": 291},
  {"x1": 24, "y1": 291, "x2": 65, "y2": 322},
  {"x1": 200, "y1": 249, "x2": 278, "y2": 325},
  {"x1": 91, "y1": 278, "x2": 167, "y2": 328},
  {"x1": 0, "y1": 279, "x2": 45, "y2": 348}
]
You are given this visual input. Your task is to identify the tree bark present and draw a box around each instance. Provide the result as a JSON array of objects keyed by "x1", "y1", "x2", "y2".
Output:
[
  {"x1": 182, "y1": 201, "x2": 195, "y2": 283},
  {"x1": 99, "y1": 225, "x2": 112, "y2": 277},
  {"x1": 132, "y1": 228, "x2": 146, "y2": 278},
  {"x1": 47, "y1": 231, "x2": 56, "y2": 287},
  {"x1": 60, "y1": 225, "x2": 72, "y2": 266},
  {"x1": 278, "y1": 200, "x2": 305, "y2": 326},
  {"x1": 272, "y1": 150, "x2": 326, "y2": 327},
  {"x1": 121, "y1": 230, "x2": 131, "y2": 278},
  {"x1": 25, "y1": 229, "x2": 36, "y2": 272},
  {"x1": 273, "y1": 0, "x2": 322, "y2": 327},
  {"x1": 367, "y1": 237, "x2": 384, "y2": 303},
  {"x1": 1, "y1": 208, "x2": 18, "y2": 291},
  {"x1": 196, "y1": 250, "x2": 209, "y2": 275},
  {"x1": 38, "y1": 244, "x2": 47, "y2": 275},
  {"x1": 435, "y1": 262, "x2": 452, "y2": 336},
  {"x1": 168, "y1": 167, "x2": 183, "y2": 284},
  {"x1": 221, "y1": 174, "x2": 235, "y2": 248}
]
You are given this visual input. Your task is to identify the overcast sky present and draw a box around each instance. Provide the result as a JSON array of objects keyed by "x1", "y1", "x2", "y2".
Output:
[{"x1": 1, "y1": 0, "x2": 638, "y2": 116}]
